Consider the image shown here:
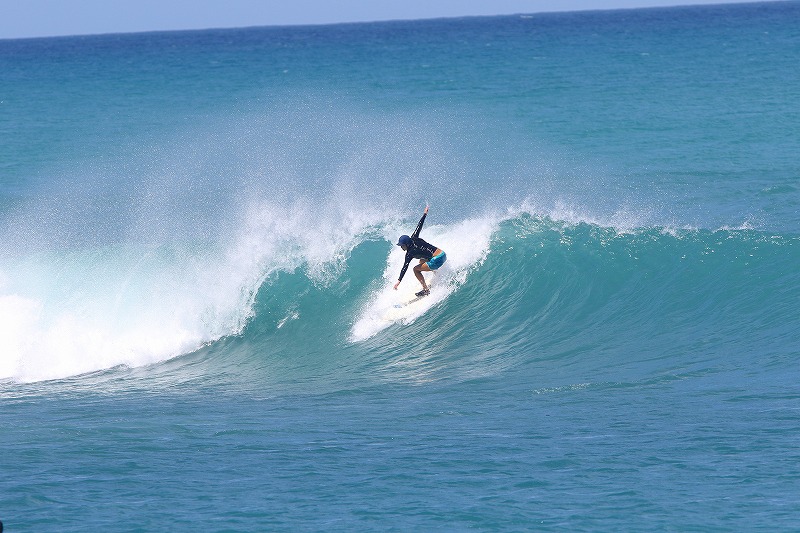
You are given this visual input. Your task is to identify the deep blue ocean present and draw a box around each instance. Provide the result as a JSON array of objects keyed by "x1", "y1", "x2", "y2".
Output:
[{"x1": 2, "y1": 2, "x2": 800, "y2": 530}]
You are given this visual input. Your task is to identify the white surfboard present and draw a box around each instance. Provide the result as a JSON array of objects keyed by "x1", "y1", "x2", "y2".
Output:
[{"x1": 383, "y1": 273, "x2": 435, "y2": 322}]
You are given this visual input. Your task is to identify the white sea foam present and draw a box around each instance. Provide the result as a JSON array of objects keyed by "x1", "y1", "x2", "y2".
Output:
[
  {"x1": 0, "y1": 196, "x2": 392, "y2": 383},
  {"x1": 0, "y1": 243, "x2": 256, "y2": 382}
]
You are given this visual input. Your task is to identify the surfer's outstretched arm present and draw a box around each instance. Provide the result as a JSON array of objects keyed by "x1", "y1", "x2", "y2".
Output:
[
  {"x1": 411, "y1": 205, "x2": 429, "y2": 239},
  {"x1": 394, "y1": 255, "x2": 412, "y2": 289}
]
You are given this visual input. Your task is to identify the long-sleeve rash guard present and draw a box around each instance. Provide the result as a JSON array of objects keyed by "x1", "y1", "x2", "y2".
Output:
[{"x1": 397, "y1": 212, "x2": 439, "y2": 282}]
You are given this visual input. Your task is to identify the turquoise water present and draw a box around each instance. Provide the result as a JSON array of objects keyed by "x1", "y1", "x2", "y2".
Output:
[{"x1": 2, "y1": 2, "x2": 800, "y2": 530}]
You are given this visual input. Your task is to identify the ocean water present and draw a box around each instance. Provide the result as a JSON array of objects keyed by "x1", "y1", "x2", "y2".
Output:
[{"x1": 2, "y1": 2, "x2": 800, "y2": 530}]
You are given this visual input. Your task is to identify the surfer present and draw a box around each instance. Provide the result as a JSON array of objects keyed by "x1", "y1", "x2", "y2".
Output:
[{"x1": 393, "y1": 206, "x2": 446, "y2": 297}]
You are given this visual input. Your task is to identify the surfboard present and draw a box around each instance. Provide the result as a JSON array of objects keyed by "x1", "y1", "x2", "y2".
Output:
[
  {"x1": 393, "y1": 294, "x2": 425, "y2": 308},
  {"x1": 383, "y1": 273, "x2": 435, "y2": 322}
]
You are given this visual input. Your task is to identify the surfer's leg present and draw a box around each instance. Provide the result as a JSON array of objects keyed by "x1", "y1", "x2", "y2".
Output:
[{"x1": 414, "y1": 261, "x2": 431, "y2": 291}]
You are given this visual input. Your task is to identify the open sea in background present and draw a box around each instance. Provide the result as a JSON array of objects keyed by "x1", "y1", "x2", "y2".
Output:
[{"x1": 1, "y1": 2, "x2": 799, "y2": 530}]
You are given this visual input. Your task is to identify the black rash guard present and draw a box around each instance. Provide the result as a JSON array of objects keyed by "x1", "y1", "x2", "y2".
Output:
[{"x1": 397, "y1": 212, "x2": 440, "y2": 282}]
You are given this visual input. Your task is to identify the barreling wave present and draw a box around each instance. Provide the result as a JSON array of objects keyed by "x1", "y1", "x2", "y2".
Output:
[
  {"x1": 225, "y1": 214, "x2": 800, "y2": 390},
  {"x1": 2, "y1": 194, "x2": 798, "y2": 385}
]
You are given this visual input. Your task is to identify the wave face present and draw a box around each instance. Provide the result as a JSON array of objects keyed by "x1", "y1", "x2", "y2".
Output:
[{"x1": 237, "y1": 216, "x2": 800, "y2": 389}]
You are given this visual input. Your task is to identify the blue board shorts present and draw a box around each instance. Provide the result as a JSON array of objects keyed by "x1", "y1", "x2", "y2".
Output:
[{"x1": 426, "y1": 251, "x2": 447, "y2": 270}]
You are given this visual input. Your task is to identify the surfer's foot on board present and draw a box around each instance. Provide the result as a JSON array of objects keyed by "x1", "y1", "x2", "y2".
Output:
[{"x1": 415, "y1": 289, "x2": 430, "y2": 297}]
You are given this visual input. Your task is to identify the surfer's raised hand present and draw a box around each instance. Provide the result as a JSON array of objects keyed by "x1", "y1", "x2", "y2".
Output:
[{"x1": 424, "y1": 205, "x2": 429, "y2": 214}]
